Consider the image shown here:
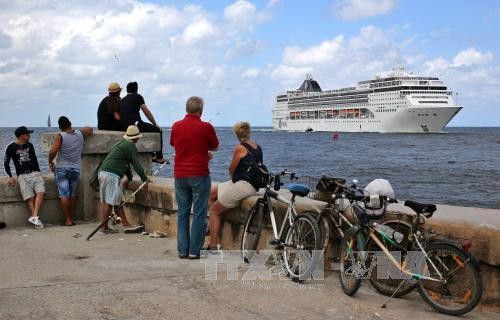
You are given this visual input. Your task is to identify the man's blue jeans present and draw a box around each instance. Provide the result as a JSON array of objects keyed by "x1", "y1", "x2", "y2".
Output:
[{"x1": 175, "y1": 176, "x2": 211, "y2": 257}]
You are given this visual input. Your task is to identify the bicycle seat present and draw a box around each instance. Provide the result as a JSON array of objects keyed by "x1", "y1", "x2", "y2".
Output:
[
  {"x1": 404, "y1": 200, "x2": 436, "y2": 217},
  {"x1": 288, "y1": 184, "x2": 310, "y2": 197}
]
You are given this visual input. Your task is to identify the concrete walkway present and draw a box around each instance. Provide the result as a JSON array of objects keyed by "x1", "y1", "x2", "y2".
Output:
[{"x1": 0, "y1": 224, "x2": 498, "y2": 320}]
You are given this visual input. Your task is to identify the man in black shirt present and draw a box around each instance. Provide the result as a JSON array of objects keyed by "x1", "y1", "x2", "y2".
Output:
[
  {"x1": 3, "y1": 126, "x2": 46, "y2": 228},
  {"x1": 119, "y1": 82, "x2": 166, "y2": 163}
]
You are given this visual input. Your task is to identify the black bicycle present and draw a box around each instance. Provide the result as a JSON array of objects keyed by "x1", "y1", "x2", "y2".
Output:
[
  {"x1": 241, "y1": 170, "x2": 322, "y2": 281},
  {"x1": 338, "y1": 183, "x2": 483, "y2": 316}
]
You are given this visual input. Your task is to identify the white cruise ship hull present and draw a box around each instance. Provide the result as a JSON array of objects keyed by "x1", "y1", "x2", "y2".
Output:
[
  {"x1": 273, "y1": 106, "x2": 462, "y2": 133},
  {"x1": 272, "y1": 67, "x2": 463, "y2": 133}
]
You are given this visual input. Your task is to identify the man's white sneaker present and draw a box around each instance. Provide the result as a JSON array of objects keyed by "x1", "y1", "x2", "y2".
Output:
[{"x1": 28, "y1": 216, "x2": 44, "y2": 229}]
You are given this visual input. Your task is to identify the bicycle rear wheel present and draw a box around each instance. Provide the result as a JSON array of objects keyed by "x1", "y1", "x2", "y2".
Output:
[
  {"x1": 417, "y1": 242, "x2": 483, "y2": 316},
  {"x1": 339, "y1": 228, "x2": 366, "y2": 296},
  {"x1": 318, "y1": 215, "x2": 330, "y2": 252},
  {"x1": 367, "y1": 221, "x2": 416, "y2": 298},
  {"x1": 283, "y1": 213, "x2": 321, "y2": 281},
  {"x1": 241, "y1": 202, "x2": 265, "y2": 263}
]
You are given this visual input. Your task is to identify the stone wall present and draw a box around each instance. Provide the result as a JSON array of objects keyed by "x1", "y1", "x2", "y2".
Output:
[
  {"x1": 41, "y1": 130, "x2": 160, "y2": 220},
  {"x1": 0, "y1": 175, "x2": 69, "y2": 226}
]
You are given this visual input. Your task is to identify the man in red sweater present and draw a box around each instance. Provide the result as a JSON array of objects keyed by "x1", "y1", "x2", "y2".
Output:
[{"x1": 170, "y1": 96, "x2": 219, "y2": 259}]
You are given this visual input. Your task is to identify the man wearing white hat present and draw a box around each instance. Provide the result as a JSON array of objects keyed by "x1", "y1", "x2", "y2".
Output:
[{"x1": 97, "y1": 125, "x2": 148, "y2": 234}]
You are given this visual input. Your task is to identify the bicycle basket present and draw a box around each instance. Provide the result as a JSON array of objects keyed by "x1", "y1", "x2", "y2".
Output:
[{"x1": 297, "y1": 175, "x2": 346, "y2": 201}]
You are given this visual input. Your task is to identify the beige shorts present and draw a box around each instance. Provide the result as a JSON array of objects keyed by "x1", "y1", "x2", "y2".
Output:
[
  {"x1": 98, "y1": 171, "x2": 123, "y2": 206},
  {"x1": 218, "y1": 180, "x2": 257, "y2": 209},
  {"x1": 18, "y1": 171, "x2": 46, "y2": 200}
]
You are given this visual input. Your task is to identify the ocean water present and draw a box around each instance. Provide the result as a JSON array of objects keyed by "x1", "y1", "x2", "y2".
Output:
[{"x1": 1, "y1": 127, "x2": 499, "y2": 209}]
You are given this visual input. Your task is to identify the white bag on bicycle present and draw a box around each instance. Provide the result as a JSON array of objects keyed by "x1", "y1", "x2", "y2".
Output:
[{"x1": 363, "y1": 179, "x2": 395, "y2": 216}]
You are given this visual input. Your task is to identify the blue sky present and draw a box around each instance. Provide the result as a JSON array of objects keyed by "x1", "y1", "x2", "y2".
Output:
[{"x1": 0, "y1": 0, "x2": 499, "y2": 127}]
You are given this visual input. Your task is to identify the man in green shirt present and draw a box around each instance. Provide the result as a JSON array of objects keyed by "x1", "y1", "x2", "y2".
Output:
[{"x1": 98, "y1": 125, "x2": 149, "y2": 234}]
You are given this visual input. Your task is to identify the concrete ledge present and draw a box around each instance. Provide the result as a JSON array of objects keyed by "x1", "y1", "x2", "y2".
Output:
[
  {"x1": 0, "y1": 175, "x2": 76, "y2": 226},
  {"x1": 41, "y1": 130, "x2": 161, "y2": 154}
]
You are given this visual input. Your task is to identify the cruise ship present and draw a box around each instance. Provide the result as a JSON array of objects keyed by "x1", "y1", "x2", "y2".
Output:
[{"x1": 272, "y1": 66, "x2": 462, "y2": 133}]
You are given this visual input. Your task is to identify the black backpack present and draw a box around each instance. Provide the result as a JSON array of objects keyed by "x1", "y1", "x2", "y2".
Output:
[{"x1": 241, "y1": 142, "x2": 269, "y2": 189}]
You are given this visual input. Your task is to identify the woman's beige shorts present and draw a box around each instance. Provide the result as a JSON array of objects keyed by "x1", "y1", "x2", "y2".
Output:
[{"x1": 218, "y1": 180, "x2": 257, "y2": 208}]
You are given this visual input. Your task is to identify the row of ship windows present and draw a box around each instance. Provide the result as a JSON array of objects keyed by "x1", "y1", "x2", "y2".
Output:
[
  {"x1": 278, "y1": 91, "x2": 450, "y2": 103},
  {"x1": 283, "y1": 119, "x2": 382, "y2": 123},
  {"x1": 419, "y1": 101, "x2": 448, "y2": 104},
  {"x1": 287, "y1": 109, "x2": 375, "y2": 120},
  {"x1": 402, "y1": 91, "x2": 452, "y2": 95},
  {"x1": 289, "y1": 99, "x2": 368, "y2": 107},
  {"x1": 413, "y1": 95, "x2": 449, "y2": 99},
  {"x1": 376, "y1": 109, "x2": 397, "y2": 112},
  {"x1": 359, "y1": 77, "x2": 438, "y2": 85},
  {"x1": 284, "y1": 104, "x2": 370, "y2": 111},
  {"x1": 275, "y1": 117, "x2": 380, "y2": 123},
  {"x1": 372, "y1": 102, "x2": 401, "y2": 106}
]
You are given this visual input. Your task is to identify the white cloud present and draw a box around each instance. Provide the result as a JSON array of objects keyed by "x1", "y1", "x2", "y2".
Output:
[
  {"x1": 333, "y1": 0, "x2": 398, "y2": 21},
  {"x1": 452, "y1": 48, "x2": 493, "y2": 67},
  {"x1": 0, "y1": 30, "x2": 12, "y2": 48},
  {"x1": 266, "y1": 0, "x2": 281, "y2": 8},
  {"x1": 0, "y1": 1, "x2": 498, "y2": 127},
  {"x1": 224, "y1": 0, "x2": 257, "y2": 31},
  {"x1": 424, "y1": 57, "x2": 449, "y2": 73},
  {"x1": 283, "y1": 35, "x2": 344, "y2": 67},
  {"x1": 242, "y1": 67, "x2": 261, "y2": 78},
  {"x1": 225, "y1": 38, "x2": 257, "y2": 59},
  {"x1": 270, "y1": 65, "x2": 312, "y2": 82},
  {"x1": 179, "y1": 18, "x2": 217, "y2": 44},
  {"x1": 0, "y1": 0, "x2": 282, "y2": 126}
]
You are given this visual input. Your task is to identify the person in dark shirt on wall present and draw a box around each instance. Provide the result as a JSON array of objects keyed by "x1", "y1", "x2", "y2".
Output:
[
  {"x1": 3, "y1": 126, "x2": 46, "y2": 228},
  {"x1": 119, "y1": 81, "x2": 166, "y2": 163},
  {"x1": 97, "y1": 82, "x2": 122, "y2": 131}
]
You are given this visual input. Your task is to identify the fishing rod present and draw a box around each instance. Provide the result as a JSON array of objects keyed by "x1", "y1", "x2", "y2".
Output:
[
  {"x1": 86, "y1": 153, "x2": 174, "y2": 241},
  {"x1": 207, "y1": 112, "x2": 220, "y2": 124}
]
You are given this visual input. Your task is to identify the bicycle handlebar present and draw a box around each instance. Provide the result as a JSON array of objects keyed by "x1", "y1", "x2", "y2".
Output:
[
  {"x1": 279, "y1": 169, "x2": 299, "y2": 180},
  {"x1": 333, "y1": 183, "x2": 398, "y2": 204}
]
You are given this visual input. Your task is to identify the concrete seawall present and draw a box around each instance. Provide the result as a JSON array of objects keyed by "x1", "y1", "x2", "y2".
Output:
[{"x1": 1, "y1": 131, "x2": 499, "y2": 308}]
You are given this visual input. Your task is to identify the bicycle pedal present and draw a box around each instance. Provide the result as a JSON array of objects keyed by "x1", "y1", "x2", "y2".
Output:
[{"x1": 269, "y1": 238, "x2": 281, "y2": 246}]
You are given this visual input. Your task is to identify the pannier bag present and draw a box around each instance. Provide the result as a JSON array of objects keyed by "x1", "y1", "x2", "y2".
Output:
[{"x1": 252, "y1": 163, "x2": 270, "y2": 189}]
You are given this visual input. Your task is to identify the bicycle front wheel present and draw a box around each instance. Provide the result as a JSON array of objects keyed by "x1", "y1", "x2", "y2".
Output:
[
  {"x1": 339, "y1": 228, "x2": 366, "y2": 296},
  {"x1": 416, "y1": 242, "x2": 483, "y2": 316},
  {"x1": 283, "y1": 213, "x2": 321, "y2": 281},
  {"x1": 241, "y1": 202, "x2": 265, "y2": 263}
]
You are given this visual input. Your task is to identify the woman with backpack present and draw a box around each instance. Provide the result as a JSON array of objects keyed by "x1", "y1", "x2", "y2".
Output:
[{"x1": 207, "y1": 121, "x2": 264, "y2": 253}]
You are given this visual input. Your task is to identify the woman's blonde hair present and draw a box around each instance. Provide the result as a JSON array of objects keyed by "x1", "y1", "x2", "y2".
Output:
[{"x1": 233, "y1": 121, "x2": 251, "y2": 141}]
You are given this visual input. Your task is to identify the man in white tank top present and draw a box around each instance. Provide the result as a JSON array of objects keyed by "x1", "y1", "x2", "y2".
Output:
[{"x1": 48, "y1": 116, "x2": 93, "y2": 226}]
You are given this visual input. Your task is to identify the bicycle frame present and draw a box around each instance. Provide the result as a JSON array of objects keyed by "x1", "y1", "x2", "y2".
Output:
[
  {"x1": 324, "y1": 196, "x2": 355, "y2": 239},
  {"x1": 262, "y1": 186, "x2": 300, "y2": 242},
  {"x1": 367, "y1": 227, "x2": 444, "y2": 283}
]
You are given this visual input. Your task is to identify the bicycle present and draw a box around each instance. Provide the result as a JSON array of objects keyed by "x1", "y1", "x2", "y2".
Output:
[
  {"x1": 241, "y1": 170, "x2": 322, "y2": 281},
  {"x1": 308, "y1": 176, "x2": 415, "y2": 297},
  {"x1": 338, "y1": 184, "x2": 483, "y2": 316}
]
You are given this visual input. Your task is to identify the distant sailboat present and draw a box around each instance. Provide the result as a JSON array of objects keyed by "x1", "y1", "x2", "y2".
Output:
[{"x1": 47, "y1": 114, "x2": 51, "y2": 128}]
